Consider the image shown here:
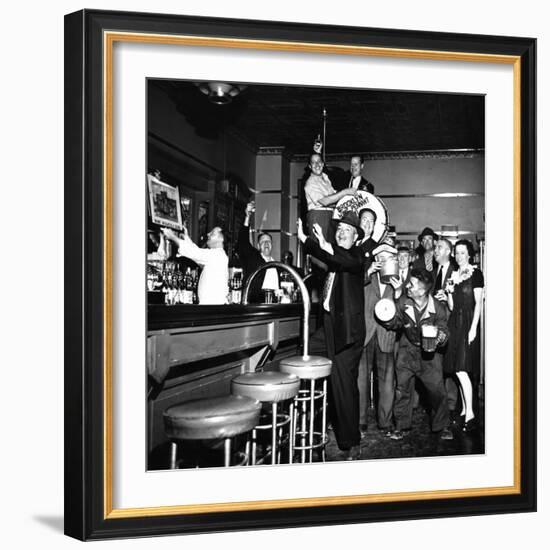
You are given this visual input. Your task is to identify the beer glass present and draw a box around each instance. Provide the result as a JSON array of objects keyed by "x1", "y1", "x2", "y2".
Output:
[{"x1": 421, "y1": 324, "x2": 438, "y2": 352}]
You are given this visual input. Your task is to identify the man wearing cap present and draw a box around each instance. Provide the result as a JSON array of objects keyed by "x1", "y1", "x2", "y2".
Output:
[
  {"x1": 413, "y1": 227, "x2": 438, "y2": 272},
  {"x1": 382, "y1": 268, "x2": 454, "y2": 441},
  {"x1": 359, "y1": 243, "x2": 401, "y2": 435},
  {"x1": 297, "y1": 212, "x2": 366, "y2": 460}
]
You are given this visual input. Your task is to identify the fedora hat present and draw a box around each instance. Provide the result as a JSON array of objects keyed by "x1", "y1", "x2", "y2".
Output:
[
  {"x1": 418, "y1": 226, "x2": 438, "y2": 241},
  {"x1": 332, "y1": 211, "x2": 365, "y2": 241}
]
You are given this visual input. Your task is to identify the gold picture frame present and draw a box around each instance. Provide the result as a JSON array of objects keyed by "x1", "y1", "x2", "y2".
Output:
[{"x1": 64, "y1": 9, "x2": 536, "y2": 540}]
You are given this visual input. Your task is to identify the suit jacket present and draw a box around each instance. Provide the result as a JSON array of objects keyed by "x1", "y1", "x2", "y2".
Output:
[
  {"x1": 358, "y1": 237, "x2": 377, "y2": 272},
  {"x1": 412, "y1": 252, "x2": 435, "y2": 272},
  {"x1": 386, "y1": 294, "x2": 450, "y2": 349},
  {"x1": 304, "y1": 237, "x2": 365, "y2": 353},
  {"x1": 347, "y1": 173, "x2": 375, "y2": 194},
  {"x1": 397, "y1": 266, "x2": 412, "y2": 289},
  {"x1": 364, "y1": 274, "x2": 397, "y2": 352},
  {"x1": 236, "y1": 224, "x2": 267, "y2": 302},
  {"x1": 333, "y1": 171, "x2": 375, "y2": 194},
  {"x1": 432, "y1": 258, "x2": 458, "y2": 294}
]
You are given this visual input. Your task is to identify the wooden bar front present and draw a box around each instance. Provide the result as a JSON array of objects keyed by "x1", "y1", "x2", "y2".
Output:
[{"x1": 147, "y1": 304, "x2": 312, "y2": 466}]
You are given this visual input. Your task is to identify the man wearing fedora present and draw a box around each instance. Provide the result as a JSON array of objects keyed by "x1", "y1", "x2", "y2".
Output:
[
  {"x1": 413, "y1": 227, "x2": 438, "y2": 272},
  {"x1": 297, "y1": 212, "x2": 366, "y2": 460}
]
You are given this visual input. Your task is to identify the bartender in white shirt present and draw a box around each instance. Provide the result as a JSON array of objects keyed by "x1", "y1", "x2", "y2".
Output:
[{"x1": 162, "y1": 225, "x2": 229, "y2": 305}]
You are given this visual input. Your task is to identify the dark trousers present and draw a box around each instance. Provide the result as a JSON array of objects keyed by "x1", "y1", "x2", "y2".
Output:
[
  {"x1": 394, "y1": 340, "x2": 449, "y2": 432},
  {"x1": 358, "y1": 337, "x2": 395, "y2": 429},
  {"x1": 307, "y1": 209, "x2": 335, "y2": 243},
  {"x1": 445, "y1": 375, "x2": 459, "y2": 411},
  {"x1": 324, "y1": 313, "x2": 363, "y2": 450}
]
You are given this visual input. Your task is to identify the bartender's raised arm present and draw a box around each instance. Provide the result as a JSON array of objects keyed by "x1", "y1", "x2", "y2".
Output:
[{"x1": 162, "y1": 227, "x2": 209, "y2": 265}]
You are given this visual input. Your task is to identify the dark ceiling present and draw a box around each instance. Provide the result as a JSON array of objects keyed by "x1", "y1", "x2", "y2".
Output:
[{"x1": 152, "y1": 80, "x2": 484, "y2": 157}]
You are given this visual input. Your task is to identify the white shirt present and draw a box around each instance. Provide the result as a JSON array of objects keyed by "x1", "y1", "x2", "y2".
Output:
[
  {"x1": 349, "y1": 175, "x2": 362, "y2": 189},
  {"x1": 304, "y1": 173, "x2": 336, "y2": 210},
  {"x1": 177, "y1": 239, "x2": 229, "y2": 305}
]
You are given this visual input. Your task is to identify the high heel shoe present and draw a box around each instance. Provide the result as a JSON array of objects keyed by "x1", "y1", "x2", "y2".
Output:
[{"x1": 462, "y1": 418, "x2": 478, "y2": 433}]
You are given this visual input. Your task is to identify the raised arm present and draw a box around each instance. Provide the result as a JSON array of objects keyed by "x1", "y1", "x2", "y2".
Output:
[
  {"x1": 237, "y1": 202, "x2": 258, "y2": 257},
  {"x1": 162, "y1": 227, "x2": 211, "y2": 266}
]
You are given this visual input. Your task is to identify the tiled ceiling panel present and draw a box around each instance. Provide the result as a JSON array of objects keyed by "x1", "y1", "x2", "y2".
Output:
[{"x1": 153, "y1": 81, "x2": 484, "y2": 156}]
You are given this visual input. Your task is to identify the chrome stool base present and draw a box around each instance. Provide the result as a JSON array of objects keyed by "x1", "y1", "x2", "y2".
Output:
[{"x1": 280, "y1": 355, "x2": 332, "y2": 464}]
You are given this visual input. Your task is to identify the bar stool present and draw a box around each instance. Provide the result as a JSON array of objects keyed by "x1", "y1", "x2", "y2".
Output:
[
  {"x1": 242, "y1": 262, "x2": 332, "y2": 463},
  {"x1": 231, "y1": 371, "x2": 300, "y2": 465},
  {"x1": 163, "y1": 395, "x2": 261, "y2": 468},
  {"x1": 279, "y1": 355, "x2": 332, "y2": 463}
]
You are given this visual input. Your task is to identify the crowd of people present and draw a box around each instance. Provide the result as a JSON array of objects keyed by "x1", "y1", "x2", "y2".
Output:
[
  {"x1": 297, "y1": 152, "x2": 485, "y2": 460},
  {"x1": 160, "y1": 151, "x2": 485, "y2": 461}
]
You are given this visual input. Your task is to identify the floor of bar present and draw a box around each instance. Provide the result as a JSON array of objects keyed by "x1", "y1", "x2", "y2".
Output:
[
  {"x1": 149, "y1": 396, "x2": 484, "y2": 470},
  {"x1": 324, "y1": 404, "x2": 485, "y2": 463}
]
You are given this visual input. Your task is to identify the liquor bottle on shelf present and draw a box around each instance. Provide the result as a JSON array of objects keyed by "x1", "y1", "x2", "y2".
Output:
[
  {"x1": 192, "y1": 269, "x2": 199, "y2": 304},
  {"x1": 182, "y1": 267, "x2": 194, "y2": 305},
  {"x1": 230, "y1": 271, "x2": 242, "y2": 305},
  {"x1": 175, "y1": 272, "x2": 183, "y2": 304},
  {"x1": 161, "y1": 268, "x2": 170, "y2": 304}
]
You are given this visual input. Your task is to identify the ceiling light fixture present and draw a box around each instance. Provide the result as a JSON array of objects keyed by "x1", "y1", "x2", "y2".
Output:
[{"x1": 196, "y1": 82, "x2": 247, "y2": 105}]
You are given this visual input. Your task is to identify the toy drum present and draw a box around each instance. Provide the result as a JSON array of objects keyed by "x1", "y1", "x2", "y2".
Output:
[{"x1": 374, "y1": 298, "x2": 396, "y2": 322}]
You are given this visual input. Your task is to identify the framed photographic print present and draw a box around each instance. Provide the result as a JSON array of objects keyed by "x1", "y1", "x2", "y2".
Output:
[
  {"x1": 147, "y1": 173, "x2": 184, "y2": 230},
  {"x1": 64, "y1": 9, "x2": 536, "y2": 541}
]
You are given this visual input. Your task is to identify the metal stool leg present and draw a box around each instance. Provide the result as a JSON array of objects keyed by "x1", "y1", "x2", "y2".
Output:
[
  {"x1": 224, "y1": 438, "x2": 232, "y2": 467},
  {"x1": 300, "y1": 389, "x2": 307, "y2": 463},
  {"x1": 271, "y1": 402, "x2": 278, "y2": 465},
  {"x1": 309, "y1": 379, "x2": 315, "y2": 462},
  {"x1": 289, "y1": 401, "x2": 294, "y2": 464},
  {"x1": 169, "y1": 441, "x2": 177, "y2": 469},
  {"x1": 245, "y1": 437, "x2": 251, "y2": 466},
  {"x1": 322, "y1": 378, "x2": 328, "y2": 462},
  {"x1": 251, "y1": 428, "x2": 257, "y2": 466}
]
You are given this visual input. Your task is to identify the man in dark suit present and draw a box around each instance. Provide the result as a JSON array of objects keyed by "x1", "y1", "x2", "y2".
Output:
[
  {"x1": 433, "y1": 237, "x2": 460, "y2": 418},
  {"x1": 345, "y1": 155, "x2": 375, "y2": 194},
  {"x1": 297, "y1": 213, "x2": 366, "y2": 460},
  {"x1": 433, "y1": 237, "x2": 458, "y2": 296},
  {"x1": 237, "y1": 201, "x2": 278, "y2": 302},
  {"x1": 397, "y1": 246, "x2": 413, "y2": 288}
]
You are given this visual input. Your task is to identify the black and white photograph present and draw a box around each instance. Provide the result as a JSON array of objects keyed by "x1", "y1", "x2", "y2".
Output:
[{"x1": 146, "y1": 79, "x2": 486, "y2": 470}]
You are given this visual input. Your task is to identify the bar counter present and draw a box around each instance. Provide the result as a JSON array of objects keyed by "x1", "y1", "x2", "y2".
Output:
[{"x1": 147, "y1": 303, "x2": 316, "y2": 465}]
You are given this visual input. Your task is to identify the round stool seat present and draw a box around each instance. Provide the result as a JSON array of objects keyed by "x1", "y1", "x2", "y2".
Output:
[
  {"x1": 279, "y1": 355, "x2": 332, "y2": 380},
  {"x1": 232, "y1": 372, "x2": 301, "y2": 402},
  {"x1": 164, "y1": 395, "x2": 261, "y2": 440}
]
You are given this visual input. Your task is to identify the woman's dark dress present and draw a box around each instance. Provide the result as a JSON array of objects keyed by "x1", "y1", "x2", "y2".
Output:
[{"x1": 444, "y1": 268, "x2": 484, "y2": 377}]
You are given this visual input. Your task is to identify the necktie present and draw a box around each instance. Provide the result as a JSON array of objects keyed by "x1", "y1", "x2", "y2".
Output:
[
  {"x1": 435, "y1": 266, "x2": 443, "y2": 291},
  {"x1": 426, "y1": 254, "x2": 433, "y2": 272}
]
